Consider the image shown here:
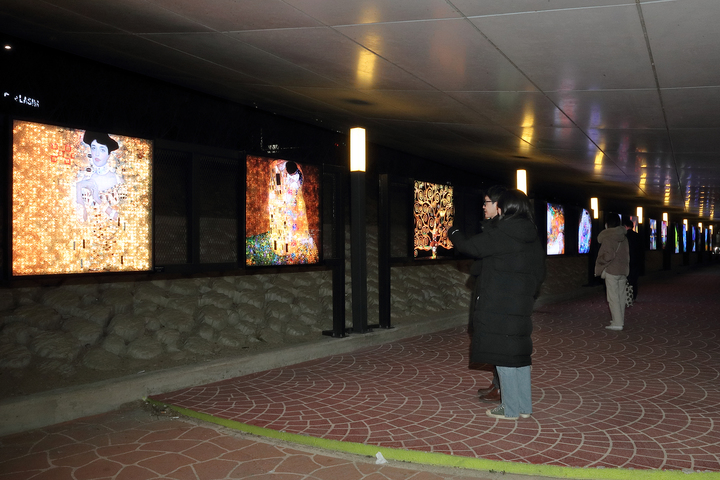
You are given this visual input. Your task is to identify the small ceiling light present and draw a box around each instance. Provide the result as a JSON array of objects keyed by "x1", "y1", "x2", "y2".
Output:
[{"x1": 4, "y1": 45, "x2": 11, "y2": 51}]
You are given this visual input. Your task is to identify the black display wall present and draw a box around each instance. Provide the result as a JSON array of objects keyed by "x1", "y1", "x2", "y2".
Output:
[{"x1": 1, "y1": 34, "x2": 490, "y2": 282}]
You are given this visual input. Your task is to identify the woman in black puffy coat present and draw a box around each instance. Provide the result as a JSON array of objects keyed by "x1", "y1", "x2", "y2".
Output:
[{"x1": 449, "y1": 189, "x2": 546, "y2": 420}]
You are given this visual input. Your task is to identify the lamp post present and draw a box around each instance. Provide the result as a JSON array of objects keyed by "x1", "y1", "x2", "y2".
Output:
[
  {"x1": 350, "y1": 127, "x2": 370, "y2": 333},
  {"x1": 590, "y1": 197, "x2": 599, "y2": 219},
  {"x1": 517, "y1": 169, "x2": 527, "y2": 194}
]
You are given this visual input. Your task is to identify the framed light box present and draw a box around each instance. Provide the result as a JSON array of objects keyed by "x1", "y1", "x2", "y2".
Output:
[
  {"x1": 546, "y1": 202, "x2": 565, "y2": 255},
  {"x1": 245, "y1": 155, "x2": 321, "y2": 266},
  {"x1": 578, "y1": 208, "x2": 592, "y2": 254},
  {"x1": 11, "y1": 120, "x2": 152, "y2": 275},
  {"x1": 649, "y1": 219, "x2": 657, "y2": 250},
  {"x1": 413, "y1": 180, "x2": 454, "y2": 259}
]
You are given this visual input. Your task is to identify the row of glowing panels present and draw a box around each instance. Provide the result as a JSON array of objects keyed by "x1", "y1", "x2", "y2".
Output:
[
  {"x1": 14, "y1": 120, "x2": 708, "y2": 277},
  {"x1": 10, "y1": 121, "x2": 449, "y2": 276},
  {"x1": 552, "y1": 206, "x2": 713, "y2": 255}
]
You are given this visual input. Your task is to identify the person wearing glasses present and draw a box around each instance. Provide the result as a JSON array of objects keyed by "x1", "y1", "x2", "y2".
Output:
[
  {"x1": 469, "y1": 185, "x2": 505, "y2": 403},
  {"x1": 450, "y1": 189, "x2": 546, "y2": 420}
]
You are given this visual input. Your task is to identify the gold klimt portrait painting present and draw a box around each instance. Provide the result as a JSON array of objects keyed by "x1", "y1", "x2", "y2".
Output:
[{"x1": 12, "y1": 120, "x2": 152, "y2": 275}]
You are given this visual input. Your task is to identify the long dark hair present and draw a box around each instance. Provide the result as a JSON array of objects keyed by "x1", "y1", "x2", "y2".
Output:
[{"x1": 497, "y1": 189, "x2": 535, "y2": 224}]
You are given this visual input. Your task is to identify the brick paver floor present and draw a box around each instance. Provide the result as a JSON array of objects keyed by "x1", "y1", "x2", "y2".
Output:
[
  {"x1": 3, "y1": 264, "x2": 720, "y2": 479},
  {"x1": 154, "y1": 265, "x2": 720, "y2": 472},
  {"x1": 0, "y1": 402, "x2": 498, "y2": 480}
]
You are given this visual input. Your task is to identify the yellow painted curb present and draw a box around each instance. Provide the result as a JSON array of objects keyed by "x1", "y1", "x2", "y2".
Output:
[{"x1": 144, "y1": 398, "x2": 719, "y2": 480}]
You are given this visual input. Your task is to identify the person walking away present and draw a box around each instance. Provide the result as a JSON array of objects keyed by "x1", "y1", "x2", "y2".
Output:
[
  {"x1": 622, "y1": 217, "x2": 640, "y2": 303},
  {"x1": 594, "y1": 213, "x2": 629, "y2": 330},
  {"x1": 450, "y1": 189, "x2": 546, "y2": 420}
]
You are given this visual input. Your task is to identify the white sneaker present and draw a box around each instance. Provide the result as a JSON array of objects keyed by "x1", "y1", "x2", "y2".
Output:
[
  {"x1": 519, "y1": 413, "x2": 532, "y2": 419},
  {"x1": 605, "y1": 325, "x2": 623, "y2": 331}
]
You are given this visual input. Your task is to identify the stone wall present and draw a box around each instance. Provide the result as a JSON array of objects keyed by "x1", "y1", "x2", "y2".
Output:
[{"x1": 0, "y1": 227, "x2": 471, "y2": 397}]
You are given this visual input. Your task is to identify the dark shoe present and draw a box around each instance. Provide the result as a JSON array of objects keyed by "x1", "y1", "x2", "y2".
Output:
[
  {"x1": 479, "y1": 387, "x2": 501, "y2": 403},
  {"x1": 477, "y1": 384, "x2": 496, "y2": 396},
  {"x1": 486, "y1": 405, "x2": 518, "y2": 420}
]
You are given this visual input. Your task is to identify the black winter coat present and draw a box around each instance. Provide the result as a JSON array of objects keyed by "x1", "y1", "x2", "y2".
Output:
[{"x1": 450, "y1": 217, "x2": 546, "y2": 367}]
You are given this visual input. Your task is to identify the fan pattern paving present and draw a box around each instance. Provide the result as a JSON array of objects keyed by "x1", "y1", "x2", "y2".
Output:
[{"x1": 155, "y1": 267, "x2": 720, "y2": 471}]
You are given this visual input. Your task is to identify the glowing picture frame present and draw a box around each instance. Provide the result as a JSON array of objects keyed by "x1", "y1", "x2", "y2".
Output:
[
  {"x1": 11, "y1": 120, "x2": 152, "y2": 275},
  {"x1": 578, "y1": 208, "x2": 592, "y2": 254},
  {"x1": 546, "y1": 202, "x2": 565, "y2": 255},
  {"x1": 245, "y1": 156, "x2": 321, "y2": 266},
  {"x1": 649, "y1": 219, "x2": 657, "y2": 250},
  {"x1": 413, "y1": 180, "x2": 454, "y2": 259}
]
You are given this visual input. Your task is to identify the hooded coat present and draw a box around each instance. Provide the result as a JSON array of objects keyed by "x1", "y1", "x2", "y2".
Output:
[
  {"x1": 450, "y1": 217, "x2": 546, "y2": 367},
  {"x1": 594, "y1": 226, "x2": 629, "y2": 277}
]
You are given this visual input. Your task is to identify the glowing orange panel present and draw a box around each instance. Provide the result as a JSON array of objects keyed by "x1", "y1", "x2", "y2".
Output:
[
  {"x1": 413, "y1": 181, "x2": 454, "y2": 259},
  {"x1": 12, "y1": 120, "x2": 152, "y2": 275}
]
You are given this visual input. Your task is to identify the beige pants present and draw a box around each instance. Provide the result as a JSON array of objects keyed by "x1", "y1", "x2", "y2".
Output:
[{"x1": 603, "y1": 271, "x2": 627, "y2": 327}]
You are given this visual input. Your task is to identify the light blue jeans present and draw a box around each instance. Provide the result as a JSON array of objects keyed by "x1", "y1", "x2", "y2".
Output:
[{"x1": 496, "y1": 365, "x2": 532, "y2": 417}]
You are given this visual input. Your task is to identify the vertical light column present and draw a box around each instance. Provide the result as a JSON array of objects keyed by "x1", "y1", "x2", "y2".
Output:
[
  {"x1": 591, "y1": 197, "x2": 599, "y2": 219},
  {"x1": 517, "y1": 169, "x2": 527, "y2": 194},
  {"x1": 636, "y1": 206, "x2": 643, "y2": 224},
  {"x1": 350, "y1": 127, "x2": 370, "y2": 333}
]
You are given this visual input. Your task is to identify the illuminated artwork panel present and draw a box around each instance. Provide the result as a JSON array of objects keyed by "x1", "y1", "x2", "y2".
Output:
[
  {"x1": 649, "y1": 219, "x2": 657, "y2": 250},
  {"x1": 578, "y1": 208, "x2": 591, "y2": 254},
  {"x1": 682, "y1": 224, "x2": 687, "y2": 252},
  {"x1": 413, "y1": 181, "x2": 454, "y2": 259},
  {"x1": 692, "y1": 226, "x2": 697, "y2": 252},
  {"x1": 12, "y1": 120, "x2": 152, "y2": 275},
  {"x1": 661, "y1": 221, "x2": 668, "y2": 249},
  {"x1": 245, "y1": 156, "x2": 321, "y2": 266},
  {"x1": 547, "y1": 203, "x2": 565, "y2": 255}
]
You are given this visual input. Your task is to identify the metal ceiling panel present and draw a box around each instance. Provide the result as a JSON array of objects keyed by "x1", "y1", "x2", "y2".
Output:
[
  {"x1": 149, "y1": 0, "x2": 322, "y2": 31},
  {"x1": 228, "y1": 28, "x2": 434, "y2": 91},
  {"x1": 642, "y1": 0, "x2": 720, "y2": 88},
  {"x1": 662, "y1": 87, "x2": 720, "y2": 129},
  {"x1": 469, "y1": 4, "x2": 656, "y2": 91},
  {"x1": 42, "y1": 0, "x2": 214, "y2": 34},
  {"x1": 450, "y1": 0, "x2": 641, "y2": 17},
  {"x1": 285, "y1": 0, "x2": 462, "y2": 25},
  {"x1": 138, "y1": 32, "x2": 337, "y2": 88},
  {"x1": 335, "y1": 19, "x2": 537, "y2": 92}
]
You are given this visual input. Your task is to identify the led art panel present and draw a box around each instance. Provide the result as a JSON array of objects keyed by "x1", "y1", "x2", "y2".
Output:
[
  {"x1": 413, "y1": 181, "x2": 454, "y2": 259},
  {"x1": 546, "y1": 203, "x2": 565, "y2": 255},
  {"x1": 692, "y1": 226, "x2": 697, "y2": 252},
  {"x1": 578, "y1": 208, "x2": 591, "y2": 254},
  {"x1": 682, "y1": 224, "x2": 687, "y2": 252},
  {"x1": 661, "y1": 221, "x2": 668, "y2": 249},
  {"x1": 245, "y1": 156, "x2": 320, "y2": 266},
  {"x1": 12, "y1": 120, "x2": 152, "y2": 275},
  {"x1": 649, "y1": 219, "x2": 657, "y2": 250}
]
